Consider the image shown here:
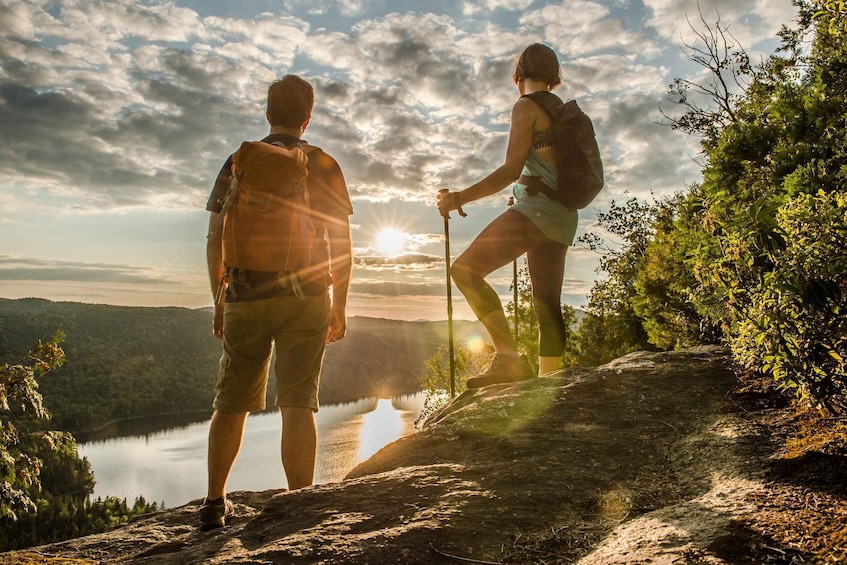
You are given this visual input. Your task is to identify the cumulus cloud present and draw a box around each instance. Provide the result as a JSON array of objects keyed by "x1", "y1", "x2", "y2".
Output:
[
  {"x1": 0, "y1": 1, "x2": 307, "y2": 210},
  {"x1": 0, "y1": 0, "x2": 789, "y2": 213},
  {"x1": 519, "y1": 1, "x2": 659, "y2": 59},
  {"x1": 463, "y1": 0, "x2": 535, "y2": 14}
]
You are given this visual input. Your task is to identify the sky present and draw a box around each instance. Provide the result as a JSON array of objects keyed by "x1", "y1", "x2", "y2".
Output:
[{"x1": 0, "y1": 0, "x2": 798, "y2": 321}]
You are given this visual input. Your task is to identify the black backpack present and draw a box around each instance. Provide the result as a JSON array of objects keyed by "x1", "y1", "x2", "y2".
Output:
[{"x1": 522, "y1": 91, "x2": 604, "y2": 209}]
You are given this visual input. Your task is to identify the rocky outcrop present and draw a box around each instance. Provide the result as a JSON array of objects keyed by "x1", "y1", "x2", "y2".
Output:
[{"x1": 3, "y1": 346, "x2": 789, "y2": 564}]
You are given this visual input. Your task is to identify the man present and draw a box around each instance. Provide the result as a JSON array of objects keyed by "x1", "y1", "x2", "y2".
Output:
[{"x1": 201, "y1": 75, "x2": 353, "y2": 531}]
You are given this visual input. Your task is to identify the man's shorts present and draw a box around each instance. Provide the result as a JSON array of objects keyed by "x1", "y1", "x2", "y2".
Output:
[{"x1": 213, "y1": 295, "x2": 330, "y2": 413}]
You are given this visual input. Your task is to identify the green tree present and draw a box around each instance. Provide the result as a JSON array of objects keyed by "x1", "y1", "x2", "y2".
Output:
[
  {"x1": 732, "y1": 191, "x2": 847, "y2": 410},
  {"x1": 566, "y1": 198, "x2": 657, "y2": 366},
  {"x1": 0, "y1": 332, "x2": 161, "y2": 551},
  {"x1": 632, "y1": 190, "x2": 722, "y2": 350},
  {"x1": 417, "y1": 343, "x2": 489, "y2": 425},
  {"x1": 0, "y1": 332, "x2": 71, "y2": 521},
  {"x1": 659, "y1": 0, "x2": 847, "y2": 411}
]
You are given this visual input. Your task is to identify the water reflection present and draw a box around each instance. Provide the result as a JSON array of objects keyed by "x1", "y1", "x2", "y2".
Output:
[
  {"x1": 358, "y1": 398, "x2": 404, "y2": 461},
  {"x1": 77, "y1": 393, "x2": 425, "y2": 507}
]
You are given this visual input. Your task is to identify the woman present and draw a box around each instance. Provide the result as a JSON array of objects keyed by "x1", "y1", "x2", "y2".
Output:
[{"x1": 437, "y1": 43, "x2": 578, "y2": 388}]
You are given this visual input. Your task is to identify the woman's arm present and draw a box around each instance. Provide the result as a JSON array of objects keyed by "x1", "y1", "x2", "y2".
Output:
[{"x1": 438, "y1": 97, "x2": 538, "y2": 214}]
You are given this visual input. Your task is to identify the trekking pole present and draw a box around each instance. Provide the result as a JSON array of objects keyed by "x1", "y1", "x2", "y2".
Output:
[
  {"x1": 508, "y1": 197, "x2": 519, "y2": 345},
  {"x1": 439, "y1": 189, "x2": 466, "y2": 398}
]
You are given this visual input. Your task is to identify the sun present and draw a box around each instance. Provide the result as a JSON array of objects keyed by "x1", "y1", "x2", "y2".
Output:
[{"x1": 375, "y1": 228, "x2": 407, "y2": 257}]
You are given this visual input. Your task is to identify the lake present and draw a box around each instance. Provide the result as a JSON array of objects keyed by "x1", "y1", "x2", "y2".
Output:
[{"x1": 77, "y1": 393, "x2": 427, "y2": 508}]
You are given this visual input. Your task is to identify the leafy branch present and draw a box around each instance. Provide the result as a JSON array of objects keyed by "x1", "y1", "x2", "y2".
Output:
[{"x1": 1, "y1": 332, "x2": 67, "y2": 521}]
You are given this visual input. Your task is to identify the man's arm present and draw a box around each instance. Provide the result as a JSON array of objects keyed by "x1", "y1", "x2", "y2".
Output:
[
  {"x1": 207, "y1": 212, "x2": 226, "y2": 339},
  {"x1": 326, "y1": 216, "x2": 352, "y2": 343},
  {"x1": 309, "y1": 149, "x2": 353, "y2": 344}
]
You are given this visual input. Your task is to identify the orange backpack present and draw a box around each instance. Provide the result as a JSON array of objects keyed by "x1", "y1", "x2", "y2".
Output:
[{"x1": 216, "y1": 141, "x2": 317, "y2": 274}]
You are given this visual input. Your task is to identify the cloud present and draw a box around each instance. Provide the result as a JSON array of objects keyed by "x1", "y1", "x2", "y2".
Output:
[
  {"x1": 1, "y1": 0, "x2": 796, "y2": 213},
  {"x1": 519, "y1": 1, "x2": 660, "y2": 59},
  {"x1": 56, "y1": 0, "x2": 204, "y2": 43},
  {"x1": 0, "y1": 0, "x2": 783, "y2": 215},
  {"x1": 277, "y1": 0, "x2": 369, "y2": 17},
  {"x1": 0, "y1": 256, "x2": 175, "y2": 285},
  {"x1": 356, "y1": 252, "x2": 443, "y2": 270},
  {"x1": 0, "y1": 1, "x2": 802, "y2": 318},
  {"x1": 0, "y1": 1, "x2": 308, "y2": 211},
  {"x1": 463, "y1": 0, "x2": 534, "y2": 13},
  {"x1": 351, "y1": 280, "x2": 445, "y2": 297}
]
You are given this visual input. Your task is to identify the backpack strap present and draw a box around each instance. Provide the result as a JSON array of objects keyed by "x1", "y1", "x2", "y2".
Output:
[
  {"x1": 519, "y1": 92, "x2": 563, "y2": 202},
  {"x1": 518, "y1": 174, "x2": 558, "y2": 200},
  {"x1": 207, "y1": 168, "x2": 240, "y2": 238},
  {"x1": 523, "y1": 91, "x2": 586, "y2": 123},
  {"x1": 522, "y1": 90, "x2": 564, "y2": 118}
]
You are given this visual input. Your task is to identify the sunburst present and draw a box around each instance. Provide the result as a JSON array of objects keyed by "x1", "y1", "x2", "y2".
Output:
[{"x1": 375, "y1": 228, "x2": 407, "y2": 257}]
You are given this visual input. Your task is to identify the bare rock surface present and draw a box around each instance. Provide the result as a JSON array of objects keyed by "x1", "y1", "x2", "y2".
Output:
[{"x1": 2, "y1": 346, "x2": 799, "y2": 564}]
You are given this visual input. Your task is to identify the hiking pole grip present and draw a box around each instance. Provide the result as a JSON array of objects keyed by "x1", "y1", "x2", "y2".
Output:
[{"x1": 438, "y1": 188, "x2": 466, "y2": 218}]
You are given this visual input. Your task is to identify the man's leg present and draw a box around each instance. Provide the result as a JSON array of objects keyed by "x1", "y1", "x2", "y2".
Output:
[
  {"x1": 280, "y1": 406, "x2": 317, "y2": 490},
  {"x1": 272, "y1": 295, "x2": 327, "y2": 490},
  {"x1": 207, "y1": 409, "x2": 248, "y2": 501}
]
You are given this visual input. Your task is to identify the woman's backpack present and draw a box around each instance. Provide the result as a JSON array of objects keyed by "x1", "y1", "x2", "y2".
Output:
[{"x1": 522, "y1": 91, "x2": 604, "y2": 209}]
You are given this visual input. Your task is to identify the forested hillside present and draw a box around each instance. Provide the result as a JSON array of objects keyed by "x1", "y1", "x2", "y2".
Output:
[
  {"x1": 320, "y1": 316, "x2": 481, "y2": 400},
  {"x1": 566, "y1": 3, "x2": 846, "y2": 413},
  {"x1": 0, "y1": 298, "x2": 478, "y2": 431}
]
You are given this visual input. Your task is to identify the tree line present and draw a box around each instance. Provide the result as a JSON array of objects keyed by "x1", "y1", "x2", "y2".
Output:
[
  {"x1": 0, "y1": 298, "x2": 457, "y2": 432},
  {"x1": 1, "y1": 334, "x2": 159, "y2": 551},
  {"x1": 568, "y1": 1, "x2": 845, "y2": 413}
]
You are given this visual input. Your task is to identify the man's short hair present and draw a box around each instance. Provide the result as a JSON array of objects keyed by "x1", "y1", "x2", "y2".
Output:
[{"x1": 267, "y1": 75, "x2": 315, "y2": 128}]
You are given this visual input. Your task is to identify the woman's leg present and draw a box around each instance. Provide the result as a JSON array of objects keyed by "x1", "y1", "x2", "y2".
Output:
[
  {"x1": 527, "y1": 240, "x2": 568, "y2": 377},
  {"x1": 451, "y1": 210, "x2": 540, "y2": 354}
]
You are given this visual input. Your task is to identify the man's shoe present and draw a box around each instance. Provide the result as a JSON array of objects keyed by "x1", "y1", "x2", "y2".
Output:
[
  {"x1": 199, "y1": 497, "x2": 234, "y2": 531},
  {"x1": 466, "y1": 354, "x2": 534, "y2": 389}
]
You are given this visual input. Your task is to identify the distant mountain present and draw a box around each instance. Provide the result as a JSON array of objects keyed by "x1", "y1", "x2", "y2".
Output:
[{"x1": 0, "y1": 297, "x2": 483, "y2": 432}]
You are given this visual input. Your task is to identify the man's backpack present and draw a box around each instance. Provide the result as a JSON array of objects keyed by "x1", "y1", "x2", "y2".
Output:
[
  {"x1": 522, "y1": 91, "x2": 604, "y2": 209},
  {"x1": 214, "y1": 140, "x2": 317, "y2": 274}
]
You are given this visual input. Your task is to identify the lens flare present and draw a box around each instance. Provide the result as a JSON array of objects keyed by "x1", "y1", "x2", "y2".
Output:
[
  {"x1": 376, "y1": 228, "x2": 407, "y2": 257},
  {"x1": 465, "y1": 334, "x2": 487, "y2": 354}
]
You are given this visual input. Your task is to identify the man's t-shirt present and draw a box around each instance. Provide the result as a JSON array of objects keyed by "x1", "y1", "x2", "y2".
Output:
[{"x1": 207, "y1": 134, "x2": 353, "y2": 299}]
